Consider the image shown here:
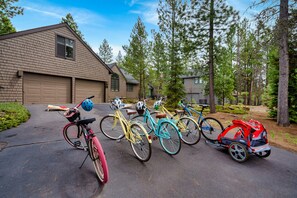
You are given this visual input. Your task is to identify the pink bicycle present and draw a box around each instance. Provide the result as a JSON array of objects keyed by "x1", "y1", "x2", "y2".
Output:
[{"x1": 63, "y1": 96, "x2": 109, "y2": 183}]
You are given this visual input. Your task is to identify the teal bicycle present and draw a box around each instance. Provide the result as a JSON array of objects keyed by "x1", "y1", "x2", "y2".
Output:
[{"x1": 132, "y1": 101, "x2": 181, "y2": 155}]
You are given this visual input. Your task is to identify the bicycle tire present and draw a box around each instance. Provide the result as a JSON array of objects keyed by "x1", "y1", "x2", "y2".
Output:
[
  {"x1": 199, "y1": 117, "x2": 224, "y2": 141},
  {"x1": 63, "y1": 122, "x2": 86, "y2": 150},
  {"x1": 129, "y1": 123, "x2": 152, "y2": 162},
  {"x1": 100, "y1": 115, "x2": 125, "y2": 140},
  {"x1": 176, "y1": 116, "x2": 201, "y2": 145},
  {"x1": 88, "y1": 137, "x2": 109, "y2": 183},
  {"x1": 158, "y1": 121, "x2": 181, "y2": 155}
]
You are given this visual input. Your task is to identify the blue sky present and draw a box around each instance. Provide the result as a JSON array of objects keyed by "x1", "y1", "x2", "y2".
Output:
[{"x1": 11, "y1": 0, "x2": 258, "y2": 59}]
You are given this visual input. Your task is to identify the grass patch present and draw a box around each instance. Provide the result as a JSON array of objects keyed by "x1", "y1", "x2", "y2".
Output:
[
  {"x1": 285, "y1": 133, "x2": 297, "y2": 145},
  {"x1": 0, "y1": 102, "x2": 30, "y2": 132}
]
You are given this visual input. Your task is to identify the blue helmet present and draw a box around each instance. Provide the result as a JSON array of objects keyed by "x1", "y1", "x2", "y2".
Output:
[{"x1": 81, "y1": 99, "x2": 93, "y2": 111}]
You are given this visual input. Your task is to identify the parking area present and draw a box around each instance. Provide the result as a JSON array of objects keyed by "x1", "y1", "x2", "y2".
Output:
[{"x1": 0, "y1": 104, "x2": 297, "y2": 198}]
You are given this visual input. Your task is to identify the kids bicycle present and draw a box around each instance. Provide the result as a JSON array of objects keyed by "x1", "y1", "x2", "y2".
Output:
[
  {"x1": 99, "y1": 98, "x2": 152, "y2": 162},
  {"x1": 152, "y1": 98, "x2": 201, "y2": 145},
  {"x1": 62, "y1": 96, "x2": 109, "y2": 183},
  {"x1": 132, "y1": 100, "x2": 182, "y2": 155}
]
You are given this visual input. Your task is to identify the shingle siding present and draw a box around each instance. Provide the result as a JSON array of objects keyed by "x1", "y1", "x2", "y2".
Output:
[{"x1": 0, "y1": 25, "x2": 110, "y2": 103}]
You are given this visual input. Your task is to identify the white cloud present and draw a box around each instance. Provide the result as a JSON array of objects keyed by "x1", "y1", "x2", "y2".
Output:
[
  {"x1": 23, "y1": 4, "x2": 107, "y2": 27},
  {"x1": 129, "y1": 1, "x2": 159, "y2": 26}
]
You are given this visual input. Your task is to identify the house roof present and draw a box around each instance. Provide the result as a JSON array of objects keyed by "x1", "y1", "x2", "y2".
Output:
[
  {"x1": 0, "y1": 23, "x2": 113, "y2": 74},
  {"x1": 108, "y1": 63, "x2": 139, "y2": 85}
]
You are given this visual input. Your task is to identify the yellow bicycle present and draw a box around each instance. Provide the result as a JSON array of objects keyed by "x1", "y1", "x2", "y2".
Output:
[
  {"x1": 99, "y1": 98, "x2": 152, "y2": 162},
  {"x1": 153, "y1": 98, "x2": 201, "y2": 145}
]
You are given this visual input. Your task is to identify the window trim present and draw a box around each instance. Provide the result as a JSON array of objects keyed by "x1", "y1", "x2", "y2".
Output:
[
  {"x1": 55, "y1": 34, "x2": 76, "y2": 61},
  {"x1": 111, "y1": 73, "x2": 120, "y2": 92},
  {"x1": 127, "y1": 84, "x2": 133, "y2": 92}
]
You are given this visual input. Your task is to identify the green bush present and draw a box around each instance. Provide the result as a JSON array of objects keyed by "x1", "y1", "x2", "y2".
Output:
[{"x1": 0, "y1": 102, "x2": 30, "y2": 132}]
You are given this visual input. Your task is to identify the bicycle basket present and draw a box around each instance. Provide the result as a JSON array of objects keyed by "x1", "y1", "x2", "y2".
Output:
[{"x1": 64, "y1": 108, "x2": 80, "y2": 122}]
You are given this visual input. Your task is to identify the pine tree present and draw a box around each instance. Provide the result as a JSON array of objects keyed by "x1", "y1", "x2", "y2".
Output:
[
  {"x1": 157, "y1": 0, "x2": 187, "y2": 107},
  {"x1": 61, "y1": 13, "x2": 84, "y2": 40},
  {"x1": 0, "y1": 0, "x2": 23, "y2": 35},
  {"x1": 122, "y1": 17, "x2": 149, "y2": 99},
  {"x1": 189, "y1": 0, "x2": 239, "y2": 112},
  {"x1": 98, "y1": 39, "x2": 113, "y2": 64},
  {"x1": 115, "y1": 51, "x2": 123, "y2": 66}
]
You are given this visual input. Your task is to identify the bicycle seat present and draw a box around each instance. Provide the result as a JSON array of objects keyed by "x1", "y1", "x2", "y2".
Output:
[
  {"x1": 156, "y1": 113, "x2": 167, "y2": 119},
  {"x1": 199, "y1": 104, "x2": 209, "y2": 108},
  {"x1": 126, "y1": 109, "x2": 137, "y2": 115},
  {"x1": 77, "y1": 118, "x2": 96, "y2": 125}
]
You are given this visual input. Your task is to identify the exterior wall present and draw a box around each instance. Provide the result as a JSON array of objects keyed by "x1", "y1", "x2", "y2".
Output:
[
  {"x1": 0, "y1": 26, "x2": 110, "y2": 103},
  {"x1": 127, "y1": 84, "x2": 139, "y2": 99},
  {"x1": 108, "y1": 66, "x2": 126, "y2": 100},
  {"x1": 183, "y1": 78, "x2": 208, "y2": 104}
]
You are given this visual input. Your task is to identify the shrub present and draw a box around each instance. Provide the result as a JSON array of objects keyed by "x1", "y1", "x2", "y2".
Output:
[{"x1": 0, "y1": 102, "x2": 30, "y2": 132}]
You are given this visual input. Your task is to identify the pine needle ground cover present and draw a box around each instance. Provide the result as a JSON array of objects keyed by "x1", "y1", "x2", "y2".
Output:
[{"x1": 0, "y1": 102, "x2": 30, "y2": 132}]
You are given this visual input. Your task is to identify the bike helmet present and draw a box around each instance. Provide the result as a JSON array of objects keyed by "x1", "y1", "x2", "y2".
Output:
[
  {"x1": 153, "y1": 100, "x2": 161, "y2": 110},
  {"x1": 136, "y1": 101, "x2": 145, "y2": 110},
  {"x1": 136, "y1": 101, "x2": 145, "y2": 115},
  {"x1": 113, "y1": 98, "x2": 122, "y2": 108},
  {"x1": 81, "y1": 99, "x2": 94, "y2": 111}
]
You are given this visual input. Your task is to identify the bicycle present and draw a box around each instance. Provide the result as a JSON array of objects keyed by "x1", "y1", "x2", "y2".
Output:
[
  {"x1": 152, "y1": 98, "x2": 201, "y2": 145},
  {"x1": 62, "y1": 96, "x2": 109, "y2": 183},
  {"x1": 99, "y1": 98, "x2": 152, "y2": 162},
  {"x1": 178, "y1": 99, "x2": 224, "y2": 141},
  {"x1": 132, "y1": 100, "x2": 181, "y2": 155}
]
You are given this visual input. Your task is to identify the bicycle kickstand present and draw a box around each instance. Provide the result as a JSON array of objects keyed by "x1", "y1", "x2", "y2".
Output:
[{"x1": 79, "y1": 153, "x2": 89, "y2": 169}]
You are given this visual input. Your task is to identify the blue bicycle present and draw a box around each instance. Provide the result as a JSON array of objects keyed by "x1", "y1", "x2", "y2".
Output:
[
  {"x1": 178, "y1": 100, "x2": 224, "y2": 140},
  {"x1": 132, "y1": 101, "x2": 181, "y2": 155}
]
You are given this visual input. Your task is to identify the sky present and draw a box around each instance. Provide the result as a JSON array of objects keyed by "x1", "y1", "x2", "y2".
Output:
[{"x1": 11, "y1": 0, "x2": 259, "y2": 60}]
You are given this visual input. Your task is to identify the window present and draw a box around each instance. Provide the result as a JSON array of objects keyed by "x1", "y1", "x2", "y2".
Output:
[
  {"x1": 194, "y1": 77, "x2": 202, "y2": 84},
  {"x1": 111, "y1": 74, "x2": 119, "y2": 91},
  {"x1": 56, "y1": 35, "x2": 75, "y2": 59},
  {"x1": 127, "y1": 84, "x2": 133, "y2": 92}
]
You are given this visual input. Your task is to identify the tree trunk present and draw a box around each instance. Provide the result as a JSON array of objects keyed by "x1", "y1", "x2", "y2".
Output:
[
  {"x1": 277, "y1": 0, "x2": 290, "y2": 126},
  {"x1": 209, "y1": 0, "x2": 216, "y2": 113}
]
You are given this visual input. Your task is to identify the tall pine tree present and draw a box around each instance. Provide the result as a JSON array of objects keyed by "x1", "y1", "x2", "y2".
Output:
[
  {"x1": 189, "y1": 0, "x2": 239, "y2": 112},
  {"x1": 122, "y1": 17, "x2": 149, "y2": 99},
  {"x1": 61, "y1": 13, "x2": 84, "y2": 40},
  {"x1": 158, "y1": 0, "x2": 187, "y2": 107}
]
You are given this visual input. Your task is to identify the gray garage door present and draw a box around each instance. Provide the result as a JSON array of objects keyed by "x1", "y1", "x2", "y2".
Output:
[
  {"x1": 23, "y1": 73, "x2": 71, "y2": 104},
  {"x1": 75, "y1": 79, "x2": 104, "y2": 104}
]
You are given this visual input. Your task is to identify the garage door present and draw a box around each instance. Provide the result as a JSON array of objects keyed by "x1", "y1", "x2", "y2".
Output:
[
  {"x1": 75, "y1": 79, "x2": 104, "y2": 103},
  {"x1": 24, "y1": 73, "x2": 71, "y2": 104}
]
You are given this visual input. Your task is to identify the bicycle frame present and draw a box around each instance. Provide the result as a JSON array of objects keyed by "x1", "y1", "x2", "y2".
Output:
[
  {"x1": 110, "y1": 108, "x2": 152, "y2": 144},
  {"x1": 142, "y1": 108, "x2": 177, "y2": 139}
]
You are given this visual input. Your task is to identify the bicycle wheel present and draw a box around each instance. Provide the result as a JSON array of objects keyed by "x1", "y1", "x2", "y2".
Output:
[
  {"x1": 100, "y1": 115, "x2": 125, "y2": 140},
  {"x1": 129, "y1": 123, "x2": 152, "y2": 162},
  {"x1": 176, "y1": 117, "x2": 201, "y2": 145},
  {"x1": 158, "y1": 121, "x2": 181, "y2": 155},
  {"x1": 200, "y1": 117, "x2": 224, "y2": 141},
  {"x1": 63, "y1": 122, "x2": 86, "y2": 150},
  {"x1": 88, "y1": 137, "x2": 109, "y2": 183}
]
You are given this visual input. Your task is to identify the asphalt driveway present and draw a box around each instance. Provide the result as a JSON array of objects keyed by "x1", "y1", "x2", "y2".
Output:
[{"x1": 0, "y1": 104, "x2": 297, "y2": 198}]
